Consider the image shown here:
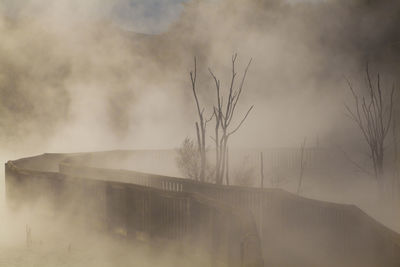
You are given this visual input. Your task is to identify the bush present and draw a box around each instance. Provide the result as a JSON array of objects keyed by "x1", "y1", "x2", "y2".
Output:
[
  {"x1": 176, "y1": 138, "x2": 200, "y2": 180},
  {"x1": 176, "y1": 137, "x2": 215, "y2": 182}
]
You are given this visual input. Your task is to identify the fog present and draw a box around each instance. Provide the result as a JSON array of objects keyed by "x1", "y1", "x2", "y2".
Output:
[
  {"x1": 0, "y1": 0, "x2": 399, "y2": 266},
  {"x1": 0, "y1": 0, "x2": 399, "y2": 151}
]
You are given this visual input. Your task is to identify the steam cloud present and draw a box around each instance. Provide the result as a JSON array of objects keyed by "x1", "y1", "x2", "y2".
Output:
[
  {"x1": 0, "y1": 0, "x2": 400, "y2": 266},
  {"x1": 0, "y1": 0, "x2": 399, "y2": 154}
]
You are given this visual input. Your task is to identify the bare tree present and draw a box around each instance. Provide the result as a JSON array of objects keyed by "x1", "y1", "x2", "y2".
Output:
[
  {"x1": 297, "y1": 138, "x2": 307, "y2": 195},
  {"x1": 190, "y1": 57, "x2": 213, "y2": 182},
  {"x1": 345, "y1": 64, "x2": 396, "y2": 186},
  {"x1": 209, "y1": 54, "x2": 253, "y2": 185}
]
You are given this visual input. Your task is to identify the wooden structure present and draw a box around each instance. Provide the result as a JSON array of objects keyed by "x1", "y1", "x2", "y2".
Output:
[{"x1": 5, "y1": 151, "x2": 400, "y2": 267}]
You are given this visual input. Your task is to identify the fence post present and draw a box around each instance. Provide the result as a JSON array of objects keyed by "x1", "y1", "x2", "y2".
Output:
[{"x1": 260, "y1": 152, "x2": 264, "y2": 189}]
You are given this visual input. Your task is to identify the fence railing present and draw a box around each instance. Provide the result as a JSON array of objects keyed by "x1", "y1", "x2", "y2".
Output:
[
  {"x1": 5, "y1": 153, "x2": 263, "y2": 267},
  {"x1": 6, "y1": 151, "x2": 400, "y2": 267}
]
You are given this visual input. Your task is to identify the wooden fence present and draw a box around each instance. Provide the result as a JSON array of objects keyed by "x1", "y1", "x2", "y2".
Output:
[
  {"x1": 5, "y1": 150, "x2": 400, "y2": 267},
  {"x1": 5, "y1": 152, "x2": 263, "y2": 267}
]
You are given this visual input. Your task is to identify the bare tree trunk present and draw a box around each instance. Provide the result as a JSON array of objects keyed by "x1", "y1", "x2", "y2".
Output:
[
  {"x1": 214, "y1": 109, "x2": 221, "y2": 183},
  {"x1": 225, "y1": 146, "x2": 230, "y2": 185},
  {"x1": 26, "y1": 224, "x2": 32, "y2": 248},
  {"x1": 220, "y1": 136, "x2": 228, "y2": 184},
  {"x1": 260, "y1": 152, "x2": 264, "y2": 189},
  {"x1": 195, "y1": 122, "x2": 201, "y2": 181},
  {"x1": 297, "y1": 138, "x2": 307, "y2": 195},
  {"x1": 200, "y1": 121, "x2": 206, "y2": 182},
  {"x1": 190, "y1": 57, "x2": 213, "y2": 182},
  {"x1": 393, "y1": 111, "x2": 399, "y2": 201}
]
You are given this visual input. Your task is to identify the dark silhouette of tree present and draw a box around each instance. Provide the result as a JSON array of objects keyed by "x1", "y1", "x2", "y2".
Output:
[
  {"x1": 209, "y1": 54, "x2": 253, "y2": 185},
  {"x1": 345, "y1": 64, "x2": 396, "y2": 185},
  {"x1": 185, "y1": 54, "x2": 253, "y2": 185},
  {"x1": 189, "y1": 57, "x2": 214, "y2": 182},
  {"x1": 297, "y1": 138, "x2": 307, "y2": 195}
]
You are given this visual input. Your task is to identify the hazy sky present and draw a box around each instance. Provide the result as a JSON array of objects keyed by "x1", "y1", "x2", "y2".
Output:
[
  {"x1": 111, "y1": 0, "x2": 320, "y2": 32},
  {"x1": 0, "y1": 0, "x2": 189, "y2": 33},
  {"x1": 0, "y1": 0, "x2": 318, "y2": 33}
]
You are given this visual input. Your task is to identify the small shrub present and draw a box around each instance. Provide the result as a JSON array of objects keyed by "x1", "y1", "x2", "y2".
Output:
[
  {"x1": 176, "y1": 137, "x2": 215, "y2": 182},
  {"x1": 176, "y1": 138, "x2": 201, "y2": 180}
]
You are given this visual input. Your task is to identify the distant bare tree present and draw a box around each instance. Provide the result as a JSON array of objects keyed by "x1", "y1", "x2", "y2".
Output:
[
  {"x1": 209, "y1": 54, "x2": 253, "y2": 185},
  {"x1": 392, "y1": 98, "x2": 399, "y2": 199},
  {"x1": 296, "y1": 138, "x2": 307, "y2": 195},
  {"x1": 26, "y1": 224, "x2": 32, "y2": 248},
  {"x1": 190, "y1": 57, "x2": 214, "y2": 182},
  {"x1": 260, "y1": 152, "x2": 264, "y2": 189},
  {"x1": 345, "y1": 64, "x2": 396, "y2": 186}
]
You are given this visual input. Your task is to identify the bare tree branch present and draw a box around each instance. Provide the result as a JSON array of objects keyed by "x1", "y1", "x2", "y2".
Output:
[
  {"x1": 228, "y1": 105, "x2": 254, "y2": 136},
  {"x1": 208, "y1": 55, "x2": 254, "y2": 184},
  {"x1": 344, "y1": 64, "x2": 397, "y2": 182}
]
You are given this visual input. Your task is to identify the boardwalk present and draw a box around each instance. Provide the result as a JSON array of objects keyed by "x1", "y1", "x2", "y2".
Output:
[{"x1": 5, "y1": 151, "x2": 400, "y2": 267}]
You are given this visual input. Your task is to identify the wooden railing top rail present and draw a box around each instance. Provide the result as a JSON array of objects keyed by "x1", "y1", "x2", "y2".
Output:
[{"x1": 7, "y1": 154, "x2": 257, "y2": 227}]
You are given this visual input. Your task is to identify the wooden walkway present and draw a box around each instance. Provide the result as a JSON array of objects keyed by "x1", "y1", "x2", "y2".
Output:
[{"x1": 5, "y1": 151, "x2": 400, "y2": 267}]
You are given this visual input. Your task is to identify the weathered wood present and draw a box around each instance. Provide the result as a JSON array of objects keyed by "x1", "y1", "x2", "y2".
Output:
[{"x1": 6, "y1": 151, "x2": 400, "y2": 267}]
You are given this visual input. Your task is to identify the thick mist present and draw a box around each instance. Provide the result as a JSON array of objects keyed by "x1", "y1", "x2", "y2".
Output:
[
  {"x1": 1, "y1": 0, "x2": 400, "y2": 266},
  {"x1": 0, "y1": 0, "x2": 399, "y2": 151}
]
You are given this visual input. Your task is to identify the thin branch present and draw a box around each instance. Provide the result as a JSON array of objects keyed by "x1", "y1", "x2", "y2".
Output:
[
  {"x1": 191, "y1": 57, "x2": 203, "y2": 120},
  {"x1": 228, "y1": 105, "x2": 254, "y2": 136},
  {"x1": 228, "y1": 58, "x2": 252, "y2": 126},
  {"x1": 205, "y1": 112, "x2": 215, "y2": 124},
  {"x1": 336, "y1": 144, "x2": 373, "y2": 177},
  {"x1": 195, "y1": 122, "x2": 201, "y2": 152}
]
